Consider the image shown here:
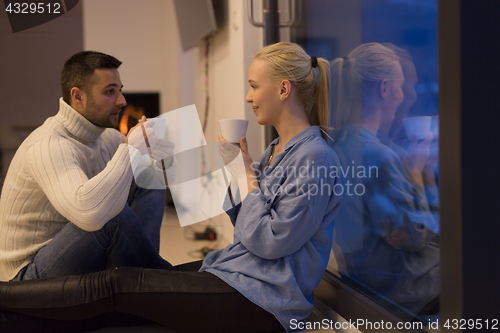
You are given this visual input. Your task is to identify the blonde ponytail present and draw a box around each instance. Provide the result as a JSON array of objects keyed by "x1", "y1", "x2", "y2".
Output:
[
  {"x1": 331, "y1": 56, "x2": 362, "y2": 135},
  {"x1": 330, "y1": 43, "x2": 401, "y2": 139},
  {"x1": 308, "y1": 57, "x2": 331, "y2": 139}
]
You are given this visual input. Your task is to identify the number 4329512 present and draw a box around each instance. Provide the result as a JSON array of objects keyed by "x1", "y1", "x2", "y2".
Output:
[
  {"x1": 5, "y1": 2, "x2": 62, "y2": 14},
  {"x1": 443, "y1": 319, "x2": 498, "y2": 330}
]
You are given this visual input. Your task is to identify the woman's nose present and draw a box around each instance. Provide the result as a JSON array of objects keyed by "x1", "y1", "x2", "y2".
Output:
[{"x1": 245, "y1": 90, "x2": 252, "y2": 103}]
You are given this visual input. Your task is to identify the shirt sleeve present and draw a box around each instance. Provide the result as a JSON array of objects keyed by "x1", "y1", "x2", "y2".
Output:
[
  {"x1": 223, "y1": 186, "x2": 241, "y2": 226},
  {"x1": 25, "y1": 137, "x2": 133, "y2": 231},
  {"x1": 233, "y1": 154, "x2": 338, "y2": 260}
]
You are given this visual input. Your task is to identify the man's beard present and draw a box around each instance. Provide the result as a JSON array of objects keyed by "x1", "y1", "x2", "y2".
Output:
[{"x1": 84, "y1": 97, "x2": 121, "y2": 128}]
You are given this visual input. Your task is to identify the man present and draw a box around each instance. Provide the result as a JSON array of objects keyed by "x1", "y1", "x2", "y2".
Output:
[{"x1": 0, "y1": 51, "x2": 174, "y2": 281}]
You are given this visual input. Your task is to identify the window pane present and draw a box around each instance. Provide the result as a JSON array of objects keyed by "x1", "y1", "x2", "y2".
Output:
[{"x1": 294, "y1": 0, "x2": 439, "y2": 319}]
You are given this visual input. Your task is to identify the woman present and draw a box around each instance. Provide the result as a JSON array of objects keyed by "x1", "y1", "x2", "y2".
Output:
[
  {"x1": 330, "y1": 43, "x2": 439, "y2": 314},
  {"x1": 0, "y1": 42, "x2": 342, "y2": 333}
]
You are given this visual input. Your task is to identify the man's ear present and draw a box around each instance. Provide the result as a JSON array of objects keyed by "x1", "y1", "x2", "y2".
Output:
[
  {"x1": 70, "y1": 87, "x2": 86, "y2": 111},
  {"x1": 379, "y1": 79, "x2": 388, "y2": 98}
]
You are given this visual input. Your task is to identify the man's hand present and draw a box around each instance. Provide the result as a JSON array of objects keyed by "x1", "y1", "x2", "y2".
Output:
[
  {"x1": 151, "y1": 139, "x2": 175, "y2": 169},
  {"x1": 125, "y1": 116, "x2": 157, "y2": 155}
]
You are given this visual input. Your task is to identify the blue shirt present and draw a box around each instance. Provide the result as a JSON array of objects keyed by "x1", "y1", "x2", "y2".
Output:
[
  {"x1": 332, "y1": 125, "x2": 439, "y2": 313},
  {"x1": 200, "y1": 126, "x2": 342, "y2": 332}
]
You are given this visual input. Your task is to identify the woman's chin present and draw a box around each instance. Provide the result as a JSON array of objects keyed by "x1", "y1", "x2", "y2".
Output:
[
  {"x1": 256, "y1": 117, "x2": 267, "y2": 126},
  {"x1": 255, "y1": 114, "x2": 274, "y2": 126}
]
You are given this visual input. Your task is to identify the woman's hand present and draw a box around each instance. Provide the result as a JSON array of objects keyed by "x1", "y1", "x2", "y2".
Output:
[
  {"x1": 218, "y1": 135, "x2": 254, "y2": 168},
  {"x1": 404, "y1": 134, "x2": 432, "y2": 174},
  {"x1": 402, "y1": 133, "x2": 432, "y2": 188},
  {"x1": 218, "y1": 134, "x2": 258, "y2": 201},
  {"x1": 218, "y1": 136, "x2": 242, "y2": 170},
  {"x1": 422, "y1": 139, "x2": 438, "y2": 186}
]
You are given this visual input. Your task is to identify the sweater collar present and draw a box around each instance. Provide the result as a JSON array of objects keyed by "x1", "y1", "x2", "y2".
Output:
[{"x1": 54, "y1": 98, "x2": 105, "y2": 143}]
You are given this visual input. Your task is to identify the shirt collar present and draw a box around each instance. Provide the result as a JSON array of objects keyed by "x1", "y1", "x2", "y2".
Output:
[
  {"x1": 54, "y1": 97, "x2": 106, "y2": 144},
  {"x1": 270, "y1": 126, "x2": 323, "y2": 151},
  {"x1": 338, "y1": 125, "x2": 379, "y2": 142}
]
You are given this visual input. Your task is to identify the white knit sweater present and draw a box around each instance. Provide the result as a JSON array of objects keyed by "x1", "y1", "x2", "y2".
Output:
[{"x1": 0, "y1": 98, "x2": 134, "y2": 281}]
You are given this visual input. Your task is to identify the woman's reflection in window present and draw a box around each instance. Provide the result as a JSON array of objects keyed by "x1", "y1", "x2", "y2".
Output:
[{"x1": 330, "y1": 43, "x2": 440, "y2": 315}]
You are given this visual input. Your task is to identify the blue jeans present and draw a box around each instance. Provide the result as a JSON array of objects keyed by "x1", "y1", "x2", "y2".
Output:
[{"x1": 13, "y1": 180, "x2": 171, "y2": 281}]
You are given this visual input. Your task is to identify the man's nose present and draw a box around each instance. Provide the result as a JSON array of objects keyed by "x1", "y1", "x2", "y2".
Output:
[{"x1": 117, "y1": 92, "x2": 127, "y2": 107}]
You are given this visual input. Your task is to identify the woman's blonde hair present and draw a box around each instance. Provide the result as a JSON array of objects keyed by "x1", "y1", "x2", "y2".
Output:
[
  {"x1": 254, "y1": 42, "x2": 331, "y2": 140},
  {"x1": 382, "y1": 43, "x2": 414, "y2": 79},
  {"x1": 331, "y1": 43, "x2": 400, "y2": 136}
]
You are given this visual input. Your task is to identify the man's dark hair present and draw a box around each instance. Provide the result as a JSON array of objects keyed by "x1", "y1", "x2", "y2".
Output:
[{"x1": 61, "y1": 51, "x2": 122, "y2": 105}]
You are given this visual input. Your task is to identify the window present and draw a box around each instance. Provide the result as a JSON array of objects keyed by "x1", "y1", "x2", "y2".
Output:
[{"x1": 292, "y1": 0, "x2": 440, "y2": 324}]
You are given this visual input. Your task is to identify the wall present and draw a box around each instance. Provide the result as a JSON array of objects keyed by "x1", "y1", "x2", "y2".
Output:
[
  {"x1": 193, "y1": 0, "x2": 264, "y2": 160},
  {"x1": 83, "y1": 0, "x2": 180, "y2": 115},
  {"x1": 0, "y1": 1, "x2": 83, "y2": 183}
]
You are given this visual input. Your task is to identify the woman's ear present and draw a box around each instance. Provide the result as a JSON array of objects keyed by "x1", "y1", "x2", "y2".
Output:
[
  {"x1": 379, "y1": 79, "x2": 388, "y2": 98},
  {"x1": 279, "y1": 80, "x2": 292, "y2": 100}
]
